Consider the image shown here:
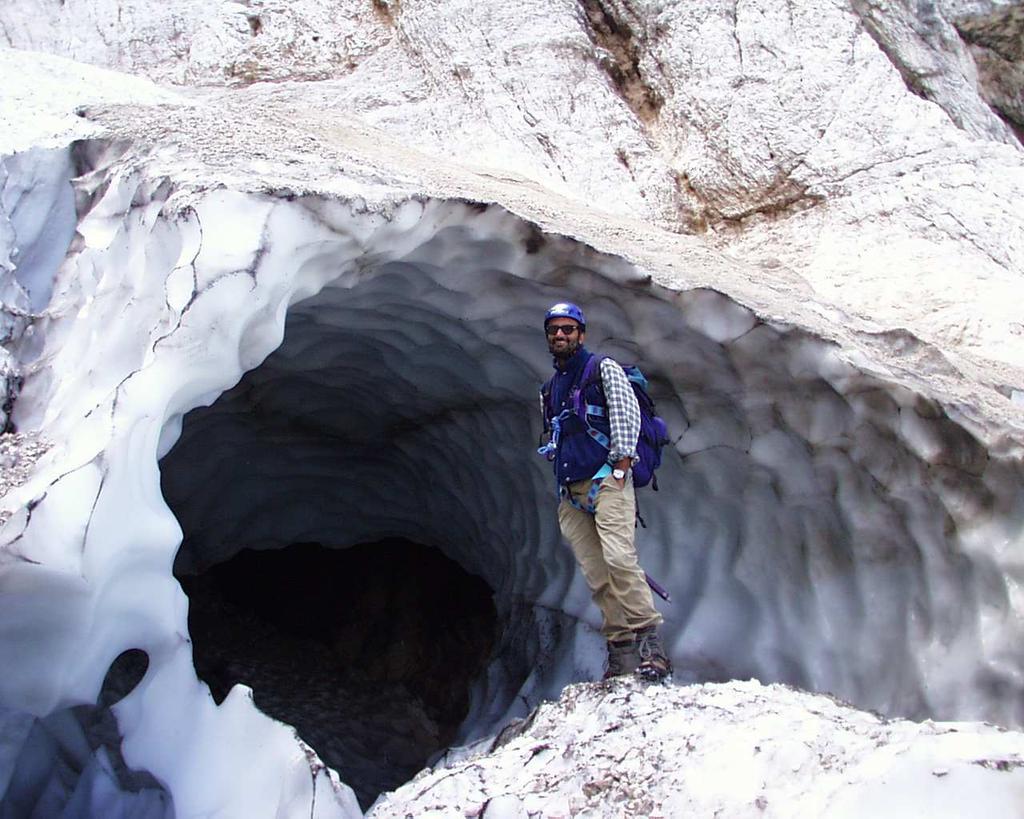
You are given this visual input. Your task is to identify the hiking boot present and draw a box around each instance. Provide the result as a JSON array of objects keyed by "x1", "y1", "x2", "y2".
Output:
[
  {"x1": 603, "y1": 638, "x2": 640, "y2": 679},
  {"x1": 635, "y1": 626, "x2": 672, "y2": 681}
]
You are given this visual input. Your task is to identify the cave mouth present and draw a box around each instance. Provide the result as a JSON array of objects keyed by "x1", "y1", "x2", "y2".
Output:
[
  {"x1": 152, "y1": 215, "x2": 1024, "y2": 785},
  {"x1": 177, "y1": 538, "x2": 499, "y2": 810}
]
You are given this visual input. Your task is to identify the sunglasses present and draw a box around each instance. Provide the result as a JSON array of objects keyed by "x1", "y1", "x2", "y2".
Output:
[{"x1": 546, "y1": 324, "x2": 580, "y2": 336}]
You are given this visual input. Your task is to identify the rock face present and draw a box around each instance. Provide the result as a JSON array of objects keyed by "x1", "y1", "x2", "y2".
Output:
[
  {"x1": 1, "y1": 1, "x2": 1023, "y2": 817},
  {"x1": 944, "y1": 0, "x2": 1024, "y2": 139},
  {"x1": 3, "y1": 1, "x2": 1023, "y2": 403}
]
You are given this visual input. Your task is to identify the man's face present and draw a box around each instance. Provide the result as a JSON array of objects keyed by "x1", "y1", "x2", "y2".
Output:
[{"x1": 546, "y1": 319, "x2": 584, "y2": 359}]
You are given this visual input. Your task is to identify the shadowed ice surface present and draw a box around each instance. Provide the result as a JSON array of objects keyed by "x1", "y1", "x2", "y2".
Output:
[{"x1": 2, "y1": 155, "x2": 1023, "y2": 817}]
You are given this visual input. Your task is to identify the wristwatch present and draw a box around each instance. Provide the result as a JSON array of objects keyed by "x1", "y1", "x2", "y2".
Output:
[{"x1": 612, "y1": 468, "x2": 626, "y2": 480}]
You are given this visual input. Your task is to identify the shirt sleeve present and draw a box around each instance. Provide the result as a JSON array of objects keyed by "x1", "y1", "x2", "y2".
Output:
[{"x1": 600, "y1": 358, "x2": 640, "y2": 464}]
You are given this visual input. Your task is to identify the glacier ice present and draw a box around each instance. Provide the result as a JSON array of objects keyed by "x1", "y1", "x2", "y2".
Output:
[
  {"x1": 0, "y1": 135, "x2": 1022, "y2": 814},
  {"x1": 0, "y1": 147, "x2": 77, "y2": 313}
]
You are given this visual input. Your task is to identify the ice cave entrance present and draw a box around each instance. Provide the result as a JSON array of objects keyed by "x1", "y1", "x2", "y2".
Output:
[
  {"x1": 157, "y1": 217, "x2": 1024, "y2": 811},
  {"x1": 175, "y1": 539, "x2": 497, "y2": 809},
  {"x1": 160, "y1": 265, "x2": 571, "y2": 809}
]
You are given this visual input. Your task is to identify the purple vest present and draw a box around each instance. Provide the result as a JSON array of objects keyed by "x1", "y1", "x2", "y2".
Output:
[{"x1": 542, "y1": 348, "x2": 612, "y2": 484}]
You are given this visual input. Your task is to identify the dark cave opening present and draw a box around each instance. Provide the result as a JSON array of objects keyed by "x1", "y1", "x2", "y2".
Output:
[{"x1": 177, "y1": 538, "x2": 498, "y2": 810}]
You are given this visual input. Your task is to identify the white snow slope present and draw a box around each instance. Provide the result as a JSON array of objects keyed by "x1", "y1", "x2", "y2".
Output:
[{"x1": 370, "y1": 678, "x2": 1024, "y2": 818}]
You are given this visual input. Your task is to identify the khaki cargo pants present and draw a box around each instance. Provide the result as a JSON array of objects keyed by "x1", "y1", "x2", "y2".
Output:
[{"x1": 558, "y1": 474, "x2": 663, "y2": 642}]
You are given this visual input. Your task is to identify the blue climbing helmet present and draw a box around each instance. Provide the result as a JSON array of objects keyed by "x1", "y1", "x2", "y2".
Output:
[{"x1": 544, "y1": 302, "x2": 586, "y2": 328}]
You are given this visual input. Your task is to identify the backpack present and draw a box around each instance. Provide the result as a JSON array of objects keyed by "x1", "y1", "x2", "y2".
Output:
[{"x1": 543, "y1": 354, "x2": 670, "y2": 490}]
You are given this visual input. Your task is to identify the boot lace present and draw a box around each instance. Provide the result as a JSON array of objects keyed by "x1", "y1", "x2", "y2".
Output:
[{"x1": 637, "y1": 630, "x2": 662, "y2": 661}]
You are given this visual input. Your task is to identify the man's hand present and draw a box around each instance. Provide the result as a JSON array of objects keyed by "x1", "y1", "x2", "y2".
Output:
[{"x1": 612, "y1": 457, "x2": 631, "y2": 488}]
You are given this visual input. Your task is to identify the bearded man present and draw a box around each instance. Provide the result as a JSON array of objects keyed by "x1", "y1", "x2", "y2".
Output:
[{"x1": 538, "y1": 302, "x2": 672, "y2": 680}]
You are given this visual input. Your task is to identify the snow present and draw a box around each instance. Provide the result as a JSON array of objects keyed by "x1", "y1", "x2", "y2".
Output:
[
  {"x1": 369, "y1": 678, "x2": 1024, "y2": 818},
  {"x1": 0, "y1": 50, "x2": 180, "y2": 156}
]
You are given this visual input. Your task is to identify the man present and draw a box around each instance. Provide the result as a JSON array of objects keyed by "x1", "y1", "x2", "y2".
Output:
[{"x1": 538, "y1": 302, "x2": 672, "y2": 681}]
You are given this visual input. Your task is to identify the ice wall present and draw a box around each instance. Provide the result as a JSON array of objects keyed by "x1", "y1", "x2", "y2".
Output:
[
  {"x1": 1, "y1": 142, "x2": 1023, "y2": 815},
  {"x1": 0, "y1": 148, "x2": 76, "y2": 313},
  {"x1": 0, "y1": 147, "x2": 78, "y2": 432}
]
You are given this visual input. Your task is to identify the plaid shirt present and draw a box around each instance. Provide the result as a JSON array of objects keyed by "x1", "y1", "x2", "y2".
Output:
[{"x1": 600, "y1": 358, "x2": 640, "y2": 464}]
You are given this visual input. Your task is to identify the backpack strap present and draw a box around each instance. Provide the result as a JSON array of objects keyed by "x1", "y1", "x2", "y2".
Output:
[
  {"x1": 574, "y1": 355, "x2": 611, "y2": 449},
  {"x1": 579, "y1": 354, "x2": 606, "y2": 392},
  {"x1": 538, "y1": 379, "x2": 557, "y2": 461},
  {"x1": 540, "y1": 376, "x2": 555, "y2": 431},
  {"x1": 571, "y1": 354, "x2": 602, "y2": 417},
  {"x1": 537, "y1": 372, "x2": 576, "y2": 462},
  {"x1": 579, "y1": 355, "x2": 615, "y2": 422}
]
